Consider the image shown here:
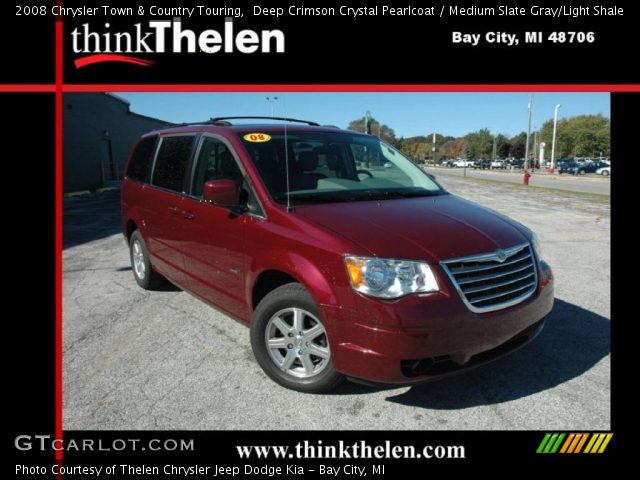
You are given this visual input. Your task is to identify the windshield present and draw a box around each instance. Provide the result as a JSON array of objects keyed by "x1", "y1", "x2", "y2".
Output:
[{"x1": 239, "y1": 130, "x2": 444, "y2": 205}]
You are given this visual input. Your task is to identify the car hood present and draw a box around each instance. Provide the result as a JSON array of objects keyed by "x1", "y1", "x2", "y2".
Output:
[{"x1": 294, "y1": 194, "x2": 530, "y2": 263}]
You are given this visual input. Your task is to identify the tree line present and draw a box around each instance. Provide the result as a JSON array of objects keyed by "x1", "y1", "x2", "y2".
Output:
[{"x1": 347, "y1": 114, "x2": 610, "y2": 161}]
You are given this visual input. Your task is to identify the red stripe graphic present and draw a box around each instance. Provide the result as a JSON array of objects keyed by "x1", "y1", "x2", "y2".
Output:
[{"x1": 74, "y1": 54, "x2": 155, "y2": 69}]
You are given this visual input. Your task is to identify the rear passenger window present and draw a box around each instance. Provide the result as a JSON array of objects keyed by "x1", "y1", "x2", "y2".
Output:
[
  {"x1": 152, "y1": 135, "x2": 194, "y2": 192},
  {"x1": 127, "y1": 136, "x2": 157, "y2": 182}
]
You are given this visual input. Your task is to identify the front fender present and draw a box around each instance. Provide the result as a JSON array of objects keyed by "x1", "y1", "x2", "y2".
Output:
[{"x1": 246, "y1": 249, "x2": 346, "y2": 310}]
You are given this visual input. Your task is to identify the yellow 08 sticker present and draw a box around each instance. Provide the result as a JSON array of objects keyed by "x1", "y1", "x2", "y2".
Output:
[{"x1": 243, "y1": 133, "x2": 271, "y2": 143}]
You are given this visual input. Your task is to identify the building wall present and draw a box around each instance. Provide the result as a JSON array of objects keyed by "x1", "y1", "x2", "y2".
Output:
[{"x1": 63, "y1": 93, "x2": 169, "y2": 192}]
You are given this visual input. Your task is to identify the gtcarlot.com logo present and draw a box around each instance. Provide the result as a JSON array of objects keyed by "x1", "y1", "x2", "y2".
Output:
[{"x1": 536, "y1": 433, "x2": 612, "y2": 454}]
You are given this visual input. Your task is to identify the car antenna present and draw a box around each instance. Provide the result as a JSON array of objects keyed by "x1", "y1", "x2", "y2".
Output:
[{"x1": 283, "y1": 97, "x2": 293, "y2": 212}]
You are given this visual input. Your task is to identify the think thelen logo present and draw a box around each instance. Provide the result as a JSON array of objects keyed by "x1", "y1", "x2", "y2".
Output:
[
  {"x1": 536, "y1": 433, "x2": 612, "y2": 454},
  {"x1": 71, "y1": 18, "x2": 285, "y2": 68}
]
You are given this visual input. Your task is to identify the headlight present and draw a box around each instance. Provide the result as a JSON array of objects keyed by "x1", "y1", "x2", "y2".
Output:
[
  {"x1": 344, "y1": 256, "x2": 439, "y2": 299},
  {"x1": 531, "y1": 233, "x2": 543, "y2": 260}
]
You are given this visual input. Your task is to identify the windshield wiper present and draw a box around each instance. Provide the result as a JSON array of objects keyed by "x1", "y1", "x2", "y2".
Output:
[
  {"x1": 274, "y1": 189, "x2": 444, "y2": 204},
  {"x1": 359, "y1": 190, "x2": 442, "y2": 200},
  {"x1": 392, "y1": 190, "x2": 443, "y2": 198}
]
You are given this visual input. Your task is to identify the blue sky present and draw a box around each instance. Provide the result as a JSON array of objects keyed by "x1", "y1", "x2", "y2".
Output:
[{"x1": 117, "y1": 92, "x2": 609, "y2": 138}]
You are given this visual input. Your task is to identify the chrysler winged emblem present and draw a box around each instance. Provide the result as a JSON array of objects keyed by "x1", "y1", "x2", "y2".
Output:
[{"x1": 496, "y1": 249, "x2": 507, "y2": 262}]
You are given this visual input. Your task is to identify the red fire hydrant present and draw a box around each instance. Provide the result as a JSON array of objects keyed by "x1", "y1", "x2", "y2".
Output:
[{"x1": 524, "y1": 170, "x2": 531, "y2": 185}]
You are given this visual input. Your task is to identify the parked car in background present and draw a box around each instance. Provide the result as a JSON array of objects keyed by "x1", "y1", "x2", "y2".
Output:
[
  {"x1": 560, "y1": 161, "x2": 610, "y2": 175},
  {"x1": 454, "y1": 159, "x2": 475, "y2": 168},
  {"x1": 558, "y1": 161, "x2": 580, "y2": 174},
  {"x1": 596, "y1": 166, "x2": 610, "y2": 176},
  {"x1": 491, "y1": 160, "x2": 506, "y2": 169},
  {"x1": 473, "y1": 159, "x2": 491, "y2": 169},
  {"x1": 507, "y1": 159, "x2": 524, "y2": 169}
]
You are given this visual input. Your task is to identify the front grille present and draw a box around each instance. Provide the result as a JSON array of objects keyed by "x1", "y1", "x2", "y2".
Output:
[{"x1": 441, "y1": 243, "x2": 537, "y2": 313}]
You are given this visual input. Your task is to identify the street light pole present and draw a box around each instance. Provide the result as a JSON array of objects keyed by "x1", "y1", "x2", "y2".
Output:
[
  {"x1": 432, "y1": 132, "x2": 436, "y2": 165},
  {"x1": 550, "y1": 104, "x2": 561, "y2": 174},
  {"x1": 266, "y1": 96, "x2": 278, "y2": 117},
  {"x1": 365, "y1": 110, "x2": 372, "y2": 135},
  {"x1": 524, "y1": 94, "x2": 533, "y2": 172}
]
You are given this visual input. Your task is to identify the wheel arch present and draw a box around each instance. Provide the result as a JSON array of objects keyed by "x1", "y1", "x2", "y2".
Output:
[{"x1": 247, "y1": 252, "x2": 341, "y2": 316}]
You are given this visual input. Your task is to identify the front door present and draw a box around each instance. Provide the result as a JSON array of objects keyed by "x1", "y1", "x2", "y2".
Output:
[{"x1": 180, "y1": 135, "x2": 249, "y2": 319}]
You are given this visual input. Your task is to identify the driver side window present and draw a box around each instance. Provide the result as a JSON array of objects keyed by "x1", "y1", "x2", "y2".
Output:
[{"x1": 192, "y1": 137, "x2": 243, "y2": 198}]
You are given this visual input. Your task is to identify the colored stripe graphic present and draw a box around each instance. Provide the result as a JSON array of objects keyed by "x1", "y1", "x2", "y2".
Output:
[
  {"x1": 74, "y1": 54, "x2": 155, "y2": 69},
  {"x1": 537, "y1": 433, "x2": 612, "y2": 454}
]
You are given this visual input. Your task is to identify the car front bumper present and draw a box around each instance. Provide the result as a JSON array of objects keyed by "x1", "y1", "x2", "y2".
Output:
[{"x1": 322, "y1": 262, "x2": 554, "y2": 384}]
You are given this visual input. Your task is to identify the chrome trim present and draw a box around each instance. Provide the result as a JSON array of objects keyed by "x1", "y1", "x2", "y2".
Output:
[
  {"x1": 457, "y1": 262, "x2": 532, "y2": 285},
  {"x1": 440, "y1": 243, "x2": 538, "y2": 313},
  {"x1": 462, "y1": 271, "x2": 535, "y2": 295},
  {"x1": 448, "y1": 249, "x2": 530, "y2": 274}
]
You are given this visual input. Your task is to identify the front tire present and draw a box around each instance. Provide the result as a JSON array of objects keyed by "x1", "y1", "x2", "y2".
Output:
[
  {"x1": 129, "y1": 230, "x2": 165, "y2": 290},
  {"x1": 250, "y1": 283, "x2": 344, "y2": 393}
]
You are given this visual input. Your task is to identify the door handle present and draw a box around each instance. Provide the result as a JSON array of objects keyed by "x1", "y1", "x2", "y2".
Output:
[
  {"x1": 168, "y1": 206, "x2": 179, "y2": 214},
  {"x1": 183, "y1": 210, "x2": 196, "y2": 220}
]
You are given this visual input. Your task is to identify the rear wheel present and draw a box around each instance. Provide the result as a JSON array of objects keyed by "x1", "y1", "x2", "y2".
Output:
[
  {"x1": 129, "y1": 230, "x2": 165, "y2": 290},
  {"x1": 250, "y1": 283, "x2": 344, "y2": 393},
  {"x1": 602, "y1": 170, "x2": 610, "y2": 177}
]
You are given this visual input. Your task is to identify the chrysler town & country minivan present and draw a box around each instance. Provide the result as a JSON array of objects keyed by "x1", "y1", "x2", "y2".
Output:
[{"x1": 121, "y1": 117, "x2": 554, "y2": 392}]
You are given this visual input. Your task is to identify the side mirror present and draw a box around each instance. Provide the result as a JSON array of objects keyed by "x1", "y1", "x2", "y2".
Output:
[{"x1": 203, "y1": 179, "x2": 240, "y2": 207}]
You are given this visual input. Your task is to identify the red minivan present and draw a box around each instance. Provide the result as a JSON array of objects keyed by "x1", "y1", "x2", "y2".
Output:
[{"x1": 121, "y1": 117, "x2": 554, "y2": 392}]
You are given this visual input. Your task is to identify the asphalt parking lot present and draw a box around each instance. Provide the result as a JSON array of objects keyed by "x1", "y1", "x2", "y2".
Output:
[{"x1": 63, "y1": 177, "x2": 610, "y2": 430}]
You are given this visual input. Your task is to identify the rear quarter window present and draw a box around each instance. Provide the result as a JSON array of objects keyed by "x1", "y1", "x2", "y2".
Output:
[
  {"x1": 126, "y1": 135, "x2": 157, "y2": 183},
  {"x1": 151, "y1": 135, "x2": 195, "y2": 192}
]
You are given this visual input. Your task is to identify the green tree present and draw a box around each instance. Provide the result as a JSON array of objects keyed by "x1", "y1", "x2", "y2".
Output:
[
  {"x1": 538, "y1": 114, "x2": 609, "y2": 158},
  {"x1": 495, "y1": 134, "x2": 510, "y2": 158},
  {"x1": 347, "y1": 116, "x2": 398, "y2": 146},
  {"x1": 464, "y1": 128, "x2": 493, "y2": 158},
  {"x1": 464, "y1": 142, "x2": 473, "y2": 161},
  {"x1": 399, "y1": 134, "x2": 453, "y2": 161},
  {"x1": 509, "y1": 132, "x2": 527, "y2": 158}
]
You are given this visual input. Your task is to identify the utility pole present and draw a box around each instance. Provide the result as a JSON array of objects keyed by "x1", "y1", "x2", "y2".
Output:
[
  {"x1": 492, "y1": 136, "x2": 497, "y2": 162},
  {"x1": 550, "y1": 104, "x2": 561, "y2": 174},
  {"x1": 524, "y1": 94, "x2": 533, "y2": 171},
  {"x1": 533, "y1": 130, "x2": 538, "y2": 169}
]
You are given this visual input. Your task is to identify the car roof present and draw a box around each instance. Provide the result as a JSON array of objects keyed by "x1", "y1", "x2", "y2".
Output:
[{"x1": 143, "y1": 123, "x2": 365, "y2": 138}]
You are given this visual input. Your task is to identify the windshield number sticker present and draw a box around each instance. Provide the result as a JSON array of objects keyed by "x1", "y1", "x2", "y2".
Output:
[{"x1": 243, "y1": 133, "x2": 271, "y2": 143}]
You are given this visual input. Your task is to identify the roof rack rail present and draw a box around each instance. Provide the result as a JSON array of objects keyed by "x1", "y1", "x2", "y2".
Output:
[
  {"x1": 209, "y1": 116, "x2": 320, "y2": 126},
  {"x1": 165, "y1": 120, "x2": 212, "y2": 128}
]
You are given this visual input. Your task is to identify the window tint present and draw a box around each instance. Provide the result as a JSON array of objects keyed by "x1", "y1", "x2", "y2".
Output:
[
  {"x1": 127, "y1": 136, "x2": 157, "y2": 182},
  {"x1": 241, "y1": 132, "x2": 441, "y2": 205},
  {"x1": 152, "y1": 136, "x2": 194, "y2": 192},
  {"x1": 192, "y1": 137, "x2": 243, "y2": 197}
]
